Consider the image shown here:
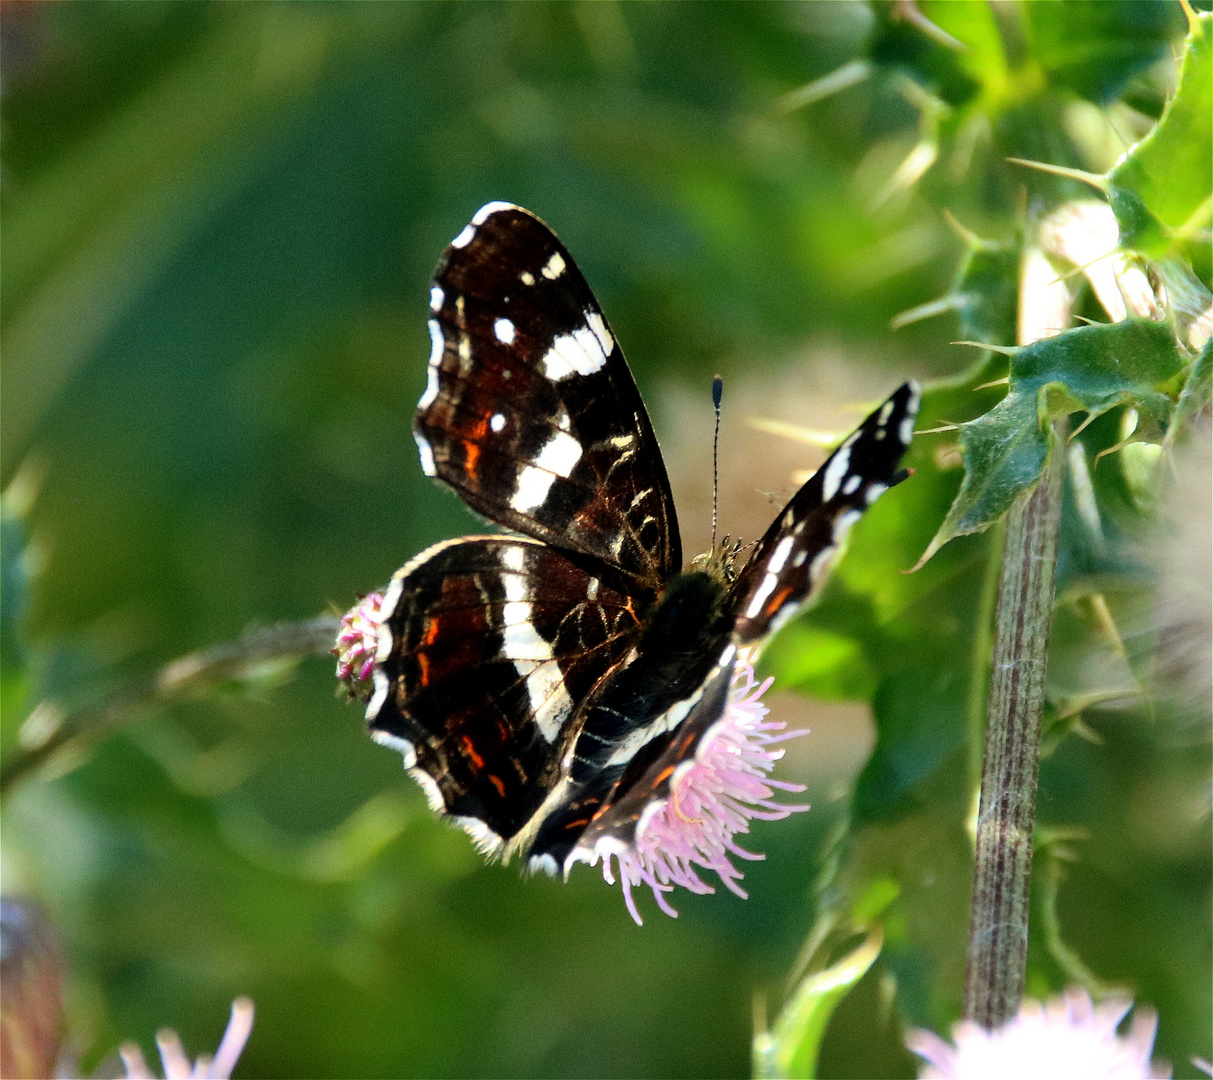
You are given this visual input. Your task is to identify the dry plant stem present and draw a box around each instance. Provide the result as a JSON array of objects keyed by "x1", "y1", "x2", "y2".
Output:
[
  {"x1": 962, "y1": 426, "x2": 1065, "y2": 1027},
  {"x1": 0, "y1": 616, "x2": 341, "y2": 796}
]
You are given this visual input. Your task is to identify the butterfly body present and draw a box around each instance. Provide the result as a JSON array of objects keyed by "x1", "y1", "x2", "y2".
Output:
[{"x1": 368, "y1": 202, "x2": 919, "y2": 879}]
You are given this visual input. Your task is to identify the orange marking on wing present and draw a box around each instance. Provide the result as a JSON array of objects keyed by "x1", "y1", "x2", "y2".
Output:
[
  {"x1": 487, "y1": 773, "x2": 506, "y2": 798},
  {"x1": 765, "y1": 584, "x2": 797, "y2": 615},
  {"x1": 462, "y1": 415, "x2": 492, "y2": 483},
  {"x1": 459, "y1": 734, "x2": 485, "y2": 771},
  {"x1": 463, "y1": 439, "x2": 482, "y2": 482}
]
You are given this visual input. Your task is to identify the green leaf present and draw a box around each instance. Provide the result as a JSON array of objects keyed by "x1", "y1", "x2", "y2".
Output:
[
  {"x1": 922, "y1": 318, "x2": 1187, "y2": 562},
  {"x1": 949, "y1": 239, "x2": 1020, "y2": 349},
  {"x1": 760, "y1": 625, "x2": 877, "y2": 700},
  {"x1": 1168, "y1": 335, "x2": 1213, "y2": 445},
  {"x1": 753, "y1": 929, "x2": 884, "y2": 1080},
  {"x1": 866, "y1": 2, "x2": 981, "y2": 109},
  {"x1": 1107, "y1": 10, "x2": 1213, "y2": 256},
  {"x1": 1021, "y1": 0, "x2": 1181, "y2": 105}
]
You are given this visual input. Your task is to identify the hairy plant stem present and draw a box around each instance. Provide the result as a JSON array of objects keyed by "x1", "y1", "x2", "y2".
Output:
[
  {"x1": 962, "y1": 424, "x2": 1065, "y2": 1026},
  {"x1": 0, "y1": 616, "x2": 341, "y2": 796}
]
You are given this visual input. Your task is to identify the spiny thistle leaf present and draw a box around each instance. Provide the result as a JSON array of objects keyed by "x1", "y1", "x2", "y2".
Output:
[
  {"x1": 919, "y1": 318, "x2": 1187, "y2": 565},
  {"x1": 1107, "y1": 10, "x2": 1212, "y2": 257}
]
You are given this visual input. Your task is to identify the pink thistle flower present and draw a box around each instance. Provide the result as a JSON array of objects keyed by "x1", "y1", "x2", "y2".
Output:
[
  {"x1": 333, "y1": 591, "x2": 385, "y2": 701},
  {"x1": 120, "y1": 997, "x2": 255, "y2": 1080},
  {"x1": 907, "y1": 987, "x2": 1170, "y2": 1079},
  {"x1": 593, "y1": 660, "x2": 809, "y2": 925}
]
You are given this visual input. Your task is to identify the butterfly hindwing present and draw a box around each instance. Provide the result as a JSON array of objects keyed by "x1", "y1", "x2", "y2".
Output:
[
  {"x1": 367, "y1": 536, "x2": 645, "y2": 852},
  {"x1": 564, "y1": 647, "x2": 738, "y2": 870},
  {"x1": 416, "y1": 203, "x2": 680, "y2": 594}
]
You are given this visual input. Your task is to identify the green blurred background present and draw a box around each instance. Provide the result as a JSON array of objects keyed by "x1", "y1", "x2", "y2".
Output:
[{"x1": 2, "y1": 3, "x2": 1207, "y2": 1078}]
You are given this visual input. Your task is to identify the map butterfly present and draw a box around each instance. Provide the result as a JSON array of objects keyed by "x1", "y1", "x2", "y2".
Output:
[{"x1": 366, "y1": 202, "x2": 918, "y2": 883}]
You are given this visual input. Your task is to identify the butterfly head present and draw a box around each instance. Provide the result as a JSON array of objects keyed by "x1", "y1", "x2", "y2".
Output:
[{"x1": 690, "y1": 533, "x2": 746, "y2": 587}]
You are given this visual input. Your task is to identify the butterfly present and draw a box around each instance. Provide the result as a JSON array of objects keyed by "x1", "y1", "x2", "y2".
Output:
[{"x1": 366, "y1": 201, "x2": 918, "y2": 880}]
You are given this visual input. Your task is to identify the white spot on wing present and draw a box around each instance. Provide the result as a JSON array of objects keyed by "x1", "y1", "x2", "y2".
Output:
[
  {"x1": 603, "y1": 691, "x2": 702, "y2": 769},
  {"x1": 419, "y1": 356, "x2": 441, "y2": 410},
  {"x1": 514, "y1": 659, "x2": 573, "y2": 742},
  {"x1": 500, "y1": 618, "x2": 551, "y2": 662},
  {"x1": 520, "y1": 270, "x2": 535, "y2": 286},
  {"x1": 529, "y1": 853, "x2": 559, "y2": 876},
  {"x1": 745, "y1": 573, "x2": 778, "y2": 619},
  {"x1": 414, "y1": 430, "x2": 436, "y2": 476},
  {"x1": 500, "y1": 556, "x2": 550, "y2": 660},
  {"x1": 842, "y1": 474, "x2": 861, "y2": 496},
  {"x1": 371, "y1": 728, "x2": 417, "y2": 767},
  {"x1": 865, "y1": 482, "x2": 887, "y2": 505},
  {"x1": 409, "y1": 765, "x2": 446, "y2": 812},
  {"x1": 381, "y1": 571, "x2": 407, "y2": 614},
  {"x1": 501, "y1": 545, "x2": 526, "y2": 575},
  {"x1": 490, "y1": 413, "x2": 506, "y2": 433},
  {"x1": 809, "y1": 545, "x2": 836, "y2": 584},
  {"x1": 821, "y1": 447, "x2": 852, "y2": 502},
  {"x1": 494, "y1": 317, "x2": 516, "y2": 345},
  {"x1": 511, "y1": 465, "x2": 557, "y2": 513},
  {"x1": 900, "y1": 415, "x2": 915, "y2": 445},
  {"x1": 533, "y1": 430, "x2": 582, "y2": 478},
  {"x1": 426, "y1": 318, "x2": 444, "y2": 365},
  {"x1": 450, "y1": 224, "x2": 476, "y2": 249},
  {"x1": 766, "y1": 600, "x2": 802, "y2": 637},
  {"x1": 366, "y1": 671, "x2": 392, "y2": 722},
  {"x1": 541, "y1": 251, "x2": 566, "y2": 279},
  {"x1": 498, "y1": 545, "x2": 571, "y2": 743},
  {"x1": 585, "y1": 310, "x2": 614, "y2": 356},
  {"x1": 834, "y1": 508, "x2": 862, "y2": 539},
  {"x1": 542, "y1": 327, "x2": 609, "y2": 380},
  {"x1": 451, "y1": 814, "x2": 504, "y2": 856},
  {"x1": 429, "y1": 286, "x2": 444, "y2": 312},
  {"x1": 472, "y1": 200, "x2": 516, "y2": 225},
  {"x1": 767, "y1": 535, "x2": 795, "y2": 574}
]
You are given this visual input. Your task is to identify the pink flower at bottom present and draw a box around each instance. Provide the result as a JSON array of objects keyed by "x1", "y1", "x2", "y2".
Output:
[
  {"x1": 121, "y1": 997, "x2": 254, "y2": 1080},
  {"x1": 594, "y1": 660, "x2": 809, "y2": 924},
  {"x1": 907, "y1": 987, "x2": 1170, "y2": 1079}
]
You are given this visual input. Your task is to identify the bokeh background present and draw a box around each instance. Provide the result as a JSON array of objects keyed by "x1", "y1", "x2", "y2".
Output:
[{"x1": 2, "y1": 3, "x2": 1208, "y2": 1078}]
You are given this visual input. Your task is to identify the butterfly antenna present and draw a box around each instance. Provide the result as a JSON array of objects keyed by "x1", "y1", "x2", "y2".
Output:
[{"x1": 711, "y1": 375, "x2": 723, "y2": 554}]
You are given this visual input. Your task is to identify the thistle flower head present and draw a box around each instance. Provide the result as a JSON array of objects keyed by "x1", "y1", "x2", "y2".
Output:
[
  {"x1": 592, "y1": 659, "x2": 809, "y2": 924},
  {"x1": 907, "y1": 987, "x2": 1170, "y2": 1079},
  {"x1": 333, "y1": 591, "x2": 385, "y2": 701}
]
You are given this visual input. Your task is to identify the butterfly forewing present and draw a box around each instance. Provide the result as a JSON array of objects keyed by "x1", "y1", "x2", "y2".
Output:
[
  {"x1": 729, "y1": 381, "x2": 919, "y2": 645},
  {"x1": 367, "y1": 536, "x2": 644, "y2": 852},
  {"x1": 416, "y1": 203, "x2": 680, "y2": 594}
]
